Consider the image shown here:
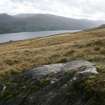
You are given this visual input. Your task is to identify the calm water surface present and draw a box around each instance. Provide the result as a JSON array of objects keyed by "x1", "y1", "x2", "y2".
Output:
[{"x1": 0, "y1": 30, "x2": 80, "y2": 43}]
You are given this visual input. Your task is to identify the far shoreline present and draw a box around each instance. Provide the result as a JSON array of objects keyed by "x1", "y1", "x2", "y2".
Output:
[{"x1": 0, "y1": 30, "x2": 81, "y2": 45}]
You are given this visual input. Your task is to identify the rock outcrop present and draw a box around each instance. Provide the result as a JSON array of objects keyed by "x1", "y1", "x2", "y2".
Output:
[{"x1": 0, "y1": 60, "x2": 98, "y2": 105}]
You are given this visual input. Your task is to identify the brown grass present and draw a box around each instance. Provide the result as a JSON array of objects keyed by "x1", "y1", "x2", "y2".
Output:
[{"x1": 0, "y1": 28, "x2": 105, "y2": 75}]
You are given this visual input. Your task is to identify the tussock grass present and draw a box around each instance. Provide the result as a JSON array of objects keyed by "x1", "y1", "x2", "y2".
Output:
[{"x1": 0, "y1": 28, "x2": 105, "y2": 75}]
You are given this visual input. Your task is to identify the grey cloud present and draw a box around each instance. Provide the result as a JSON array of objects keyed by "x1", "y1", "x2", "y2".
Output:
[{"x1": 0, "y1": 0, "x2": 105, "y2": 20}]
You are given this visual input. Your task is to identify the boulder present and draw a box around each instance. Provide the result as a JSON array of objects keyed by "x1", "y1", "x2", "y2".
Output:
[{"x1": 0, "y1": 60, "x2": 98, "y2": 105}]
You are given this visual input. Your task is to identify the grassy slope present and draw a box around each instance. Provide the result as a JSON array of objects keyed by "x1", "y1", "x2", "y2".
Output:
[
  {"x1": 1, "y1": 28, "x2": 105, "y2": 104},
  {"x1": 0, "y1": 28, "x2": 105, "y2": 75}
]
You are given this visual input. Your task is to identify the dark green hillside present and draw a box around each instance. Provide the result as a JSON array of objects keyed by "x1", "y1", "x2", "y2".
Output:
[{"x1": 0, "y1": 14, "x2": 101, "y2": 34}]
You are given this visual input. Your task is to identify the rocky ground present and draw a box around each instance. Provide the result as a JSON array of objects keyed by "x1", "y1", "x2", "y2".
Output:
[{"x1": 0, "y1": 60, "x2": 99, "y2": 105}]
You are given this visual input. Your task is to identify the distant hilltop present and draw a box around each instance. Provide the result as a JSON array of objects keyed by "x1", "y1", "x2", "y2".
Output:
[
  {"x1": 96, "y1": 24, "x2": 105, "y2": 29},
  {"x1": 0, "y1": 13, "x2": 103, "y2": 34}
]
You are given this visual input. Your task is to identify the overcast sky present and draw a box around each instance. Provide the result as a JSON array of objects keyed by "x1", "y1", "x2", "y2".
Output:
[{"x1": 0, "y1": 0, "x2": 105, "y2": 20}]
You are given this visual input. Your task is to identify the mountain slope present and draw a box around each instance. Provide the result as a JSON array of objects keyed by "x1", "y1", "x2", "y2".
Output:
[
  {"x1": 0, "y1": 14, "x2": 102, "y2": 34},
  {"x1": 96, "y1": 24, "x2": 105, "y2": 29}
]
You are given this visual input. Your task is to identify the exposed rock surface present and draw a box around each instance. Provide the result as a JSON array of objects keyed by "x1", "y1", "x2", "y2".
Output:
[{"x1": 0, "y1": 60, "x2": 98, "y2": 105}]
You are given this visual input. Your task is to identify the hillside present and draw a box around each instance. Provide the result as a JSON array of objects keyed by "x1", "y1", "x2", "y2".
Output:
[
  {"x1": 0, "y1": 13, "x2": 102, "y2": 34},
  {"x1": 96, "y1": 24, "x2": 105, "y2": 29},
  {"x1": 0, "y1": 28, "x2": 105, "y2": 73},
  {"x1": 0, "y1": 28, "x2": 105, "y2": 104}
]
